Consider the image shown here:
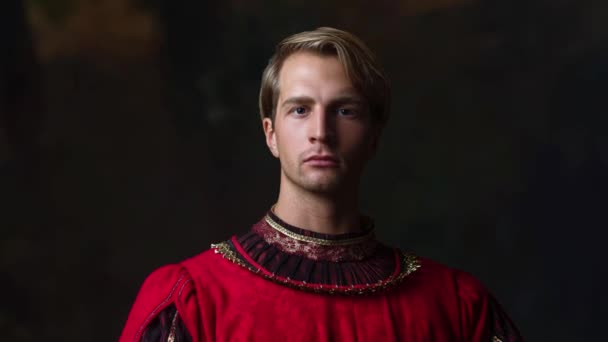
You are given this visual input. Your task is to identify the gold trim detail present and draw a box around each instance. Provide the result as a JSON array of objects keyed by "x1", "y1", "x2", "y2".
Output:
[
  {"x1": 211, "y1": 241, "x2": 421, "y2": 296},
  {"x1": 167, "y1": 309, "x2": 179, "y2": 342},
  {"x1": 264, "y1": 214, "x2": 374, "y2": 246}
]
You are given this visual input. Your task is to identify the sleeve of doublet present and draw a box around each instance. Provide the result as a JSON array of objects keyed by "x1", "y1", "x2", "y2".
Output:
[
  {"x1": 454, "y1": 271, "x2": 524, "y2": 342},
  {"x1": 119, "y1": 264, "x2": 200, "y2": 342},
  {"x1": 139, "y1": 304, "x2": 192, "y2": 342}
]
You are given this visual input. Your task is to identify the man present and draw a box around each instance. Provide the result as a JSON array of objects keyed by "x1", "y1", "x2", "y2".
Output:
[{"x1": 120, "y1": 27, "x2": 522, "y2": 342}]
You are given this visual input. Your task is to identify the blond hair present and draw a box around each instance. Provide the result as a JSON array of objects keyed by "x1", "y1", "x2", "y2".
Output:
[{"x1": 259, "y1": 27, "x2": 391, "y2": 125}]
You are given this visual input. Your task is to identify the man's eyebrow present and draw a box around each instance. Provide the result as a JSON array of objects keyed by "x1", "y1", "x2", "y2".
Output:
[
  {"x1": 280, "y1": 94, "x2": 365, "y2": 110},
  {"x1": 329, "y1": 95, "x2": 365, "y2": 105},
  {"x1": 280, "y1": 96, "x2": 315, "y2": 108}
]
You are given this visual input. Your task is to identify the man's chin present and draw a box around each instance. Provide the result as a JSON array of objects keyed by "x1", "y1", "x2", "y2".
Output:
[
  {"x1": 300, "y1": 178, "x2": 344, "y2": 194},
  {"x1": 285, "y1": 170, "x2": 347, "y2": 194}
]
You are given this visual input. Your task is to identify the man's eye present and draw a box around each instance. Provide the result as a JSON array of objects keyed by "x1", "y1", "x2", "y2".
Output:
[
  {"x1": 293, "y1": 107, "x2": 307, "y2": 115},
  {"x1": 337, "y1": 108, "x2": 355, "y2": 116}
]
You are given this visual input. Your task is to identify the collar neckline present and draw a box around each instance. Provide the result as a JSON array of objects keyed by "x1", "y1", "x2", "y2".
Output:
[
  {"x1": 209, "y1": 209, "x2": 422, "y2": 295},
  {"x1": 266, "y1": 208, "x2": 375, "y2": 245},
  {"x1": 253, "y1": 209, "x2": 377, "y2": 262}
]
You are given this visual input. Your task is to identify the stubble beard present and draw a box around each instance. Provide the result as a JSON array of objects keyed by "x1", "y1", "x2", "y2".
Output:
[{"x1": 282, "y1": 162, "x2": 345, "y2": 195}]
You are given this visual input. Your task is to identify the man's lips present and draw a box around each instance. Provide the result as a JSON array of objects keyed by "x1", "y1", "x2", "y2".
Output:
[{"x1": 304, "y1": 155, "x2": 339, "y2": 166}]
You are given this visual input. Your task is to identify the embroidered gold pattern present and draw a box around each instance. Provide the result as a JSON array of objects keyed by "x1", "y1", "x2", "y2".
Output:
[
  {"x1": 264, "y1": 214, "x2": 374, "y2": 246},
  {"x1": 211, "y1": 241, "x2": 421, "y2": 296},
  {"x1": 255, "y1": 219, "x2": 377, "y2": 262},
  {"x1": 167, "y1": 309, "x2": 179, "y2": 342}
]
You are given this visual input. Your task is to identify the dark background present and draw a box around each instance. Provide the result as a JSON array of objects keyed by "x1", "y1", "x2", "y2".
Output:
[{"x1": 2, "y1": 0, "x2": 607, "y2": 340}]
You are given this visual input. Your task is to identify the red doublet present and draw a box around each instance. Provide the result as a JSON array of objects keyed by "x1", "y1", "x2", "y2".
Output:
[{"x1": 120, "y1": 213, "x2": 522, "y2": 341}]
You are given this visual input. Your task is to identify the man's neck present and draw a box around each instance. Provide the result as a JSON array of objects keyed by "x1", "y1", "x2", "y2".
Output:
[{"x1": 273, "y1": 182, "x2": 362, "y2": 235}]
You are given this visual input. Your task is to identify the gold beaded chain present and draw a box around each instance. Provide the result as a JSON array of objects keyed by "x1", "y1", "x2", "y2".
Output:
[{"x1": 264, "y1": 212, "x2": 374, "y2": 246}]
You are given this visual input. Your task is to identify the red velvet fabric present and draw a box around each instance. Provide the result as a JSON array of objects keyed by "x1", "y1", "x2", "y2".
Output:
[{"x1": 120, "y1": 246, "x2": 517, "y2": 342}]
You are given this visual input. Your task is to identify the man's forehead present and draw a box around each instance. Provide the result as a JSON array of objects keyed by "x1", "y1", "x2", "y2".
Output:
[
  {"x1": 278, "y1": 87, "x2": 362, "y2": 104},
  {"x1": 279, "y1": 52, "x2": 345, "y2": 80},
  {"x1": 279, "y1": 93, "x2": 363, "y2": 106},
  {"x1": 277, "y1": 52, "x2": 357, "y2": 95}
]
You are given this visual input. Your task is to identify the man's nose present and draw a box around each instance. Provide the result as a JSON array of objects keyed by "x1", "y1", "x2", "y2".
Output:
[{"x1": 309, "y1": 108, "x2": 336, "y2": 145}]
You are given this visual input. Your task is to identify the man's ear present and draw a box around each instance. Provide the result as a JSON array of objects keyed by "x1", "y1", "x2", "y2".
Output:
[{"x1": 262, "y1": 117, "x2": 279, "y2": 158}]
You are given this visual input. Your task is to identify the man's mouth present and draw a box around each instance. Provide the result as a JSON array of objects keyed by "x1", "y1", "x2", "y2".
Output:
[{"x1": 304, "y1": 155, "x2": 340, "y2": 167}]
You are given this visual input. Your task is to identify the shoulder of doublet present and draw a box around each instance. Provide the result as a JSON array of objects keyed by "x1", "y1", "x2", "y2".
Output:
[
  {"x1": 179, "y1": 241, "x2": 240, "y2": 274},
  {"x1": 140, "y1": 263, "x2": 190, "y2": 292},
  {"x1": 414, "y1": 256, "x2": 489, "y2": 298}
]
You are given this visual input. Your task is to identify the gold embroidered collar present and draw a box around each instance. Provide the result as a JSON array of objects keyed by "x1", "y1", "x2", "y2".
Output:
[
  {"x1": 209, "y1": 209, "x2": 422, "y2": 295},
  {"x1": 264, "y1": 212, "x2": 375, "y2": 247},
  {"x1": 211, "y1": 239, "x2": 421, "y2": 296}
]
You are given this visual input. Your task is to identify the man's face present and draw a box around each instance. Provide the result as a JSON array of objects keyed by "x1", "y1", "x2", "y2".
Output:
[{"x1": 263, "y1": 52, "x2": 380, "y2": 194}]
